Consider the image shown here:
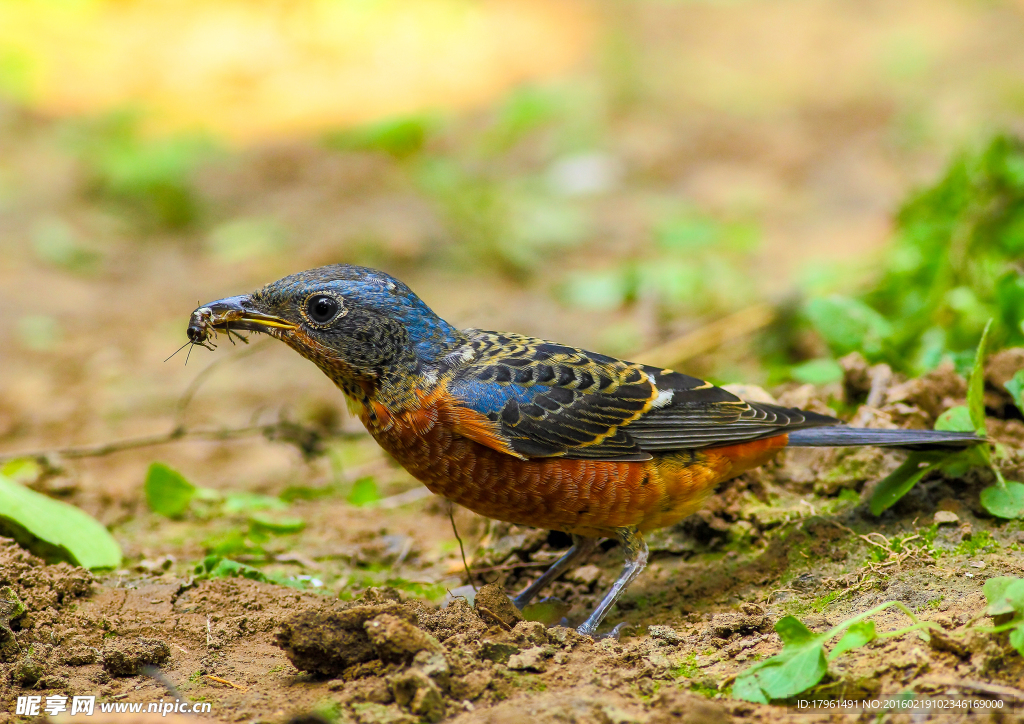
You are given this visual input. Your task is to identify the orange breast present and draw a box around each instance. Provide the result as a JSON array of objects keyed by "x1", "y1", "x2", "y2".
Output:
[{"x1": 359, "y1": 394, "x2": 787, "y2": 538}]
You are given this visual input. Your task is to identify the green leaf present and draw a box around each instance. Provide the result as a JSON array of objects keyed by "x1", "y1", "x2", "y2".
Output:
[
  {"x1": 192, "y1": 555, "x2": 309, "y2": 589},
  {"x1": 967, "y1": 319, "x2": 992, "y2": 436},
  {"x1": 934, "y1": 405, "x2": 973, "y2": 432},
  {"x1": 829, "y1": 620, "x2": 876, "y2": 660},
  {"x1": 0, "y1": 458, "x2": 41, "y2": 484},
  {"x1": 805, "y1": 295, "x2": 893, "y2": 358},
  {"x1": 0, "y1": 473, "x2": 121, "y2": 569},
  {"x1": 1005, "y1": 370, "x2": 1024, "y2": 417},
  {"x1": 734, "y1": 641, "x2": 829, "y2": 702},
  {"x1": 222, "y1": 492, "x2": 287, "y2": 513},
  {"x1": 983, "y1": 577, "x2": 1024, "y2": 617},
  {"x1": 775, "y1": 616, "x2": 817, "y2": 645},
  {"x1": 790, "y1": 358, "x2": 844, "y2": 385},
  {"x1": 1010, "y1": 625, "x2": 1024, "y2": 657},
  {"x1": 734, "y1": 601, "x2": 930, "y2": 703},
  {"x1": 144, "y1": 462, "x2": 196, "y2": 518},
  {"x1": 731, "y1": 672, "x2": 769, "y2": 704},
  {"x1": 869, "y1": 453, "x2": 939, "y2": 515},
  {"x1": 249, "y1": 513, "x2": 305, "y2": 534},
  {"x1": 347, "y1": 477, "x2": 380, "y2": 507},
  {"x1": 980, "y1": 482, "x2": 1024, "y2": 520}
]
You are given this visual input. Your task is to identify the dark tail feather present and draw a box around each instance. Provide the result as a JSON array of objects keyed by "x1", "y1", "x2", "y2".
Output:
[{"x1": 787, "y1": 426, "x2": 981, "y2": 450}]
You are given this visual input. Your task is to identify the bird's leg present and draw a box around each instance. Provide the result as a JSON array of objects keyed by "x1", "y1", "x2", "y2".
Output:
[
  {"x1": 512, "y1": 535, "x2": 598, "y2": 610},
  {"x1": 576, "y1": 527, "x2": 648, "y2": 638}
]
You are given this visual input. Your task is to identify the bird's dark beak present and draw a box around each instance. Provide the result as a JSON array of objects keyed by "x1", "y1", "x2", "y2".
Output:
[{"x1": 187, "y1": 295, "x2": 296, "y2": 345}]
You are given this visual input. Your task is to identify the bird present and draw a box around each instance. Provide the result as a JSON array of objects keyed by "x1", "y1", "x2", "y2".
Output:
[{"x1": 186, "y1": 264, "x2": 980, "y2": 637}]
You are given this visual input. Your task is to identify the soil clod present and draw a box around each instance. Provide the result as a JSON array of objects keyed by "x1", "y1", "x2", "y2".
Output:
[{"x1": 102, "y1": 637, "x2": 171, "y2": 676}]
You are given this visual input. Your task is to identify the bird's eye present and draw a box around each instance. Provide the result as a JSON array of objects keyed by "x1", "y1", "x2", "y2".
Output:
[{"x1": 305, "y1": 294, "x2": 341, "y2": 325}]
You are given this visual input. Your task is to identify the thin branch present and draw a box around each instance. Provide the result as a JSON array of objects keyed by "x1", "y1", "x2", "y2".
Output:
[{"x1": 0, "y1": 422, "x2": 366, "y2": 463}]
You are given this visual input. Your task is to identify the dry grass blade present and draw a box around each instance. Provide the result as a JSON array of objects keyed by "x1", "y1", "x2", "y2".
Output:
[{"x1": 636, "y1": 303, "x2": 775, "y2": 369}]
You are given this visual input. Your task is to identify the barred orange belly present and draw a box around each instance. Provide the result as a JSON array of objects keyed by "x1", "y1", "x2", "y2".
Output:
[{"x1": 357, "y1": 393, "x2": 787, "y2": 538}]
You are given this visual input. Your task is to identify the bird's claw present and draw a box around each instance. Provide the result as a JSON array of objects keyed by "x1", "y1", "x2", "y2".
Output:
[{"x1": 579, "y1": 621, "x2": 631, "y2": 641}]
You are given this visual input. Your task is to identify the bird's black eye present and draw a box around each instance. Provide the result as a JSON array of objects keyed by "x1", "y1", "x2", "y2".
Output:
[{"x1": 305, "y1": 294, "x2": 340, "y2": 325}]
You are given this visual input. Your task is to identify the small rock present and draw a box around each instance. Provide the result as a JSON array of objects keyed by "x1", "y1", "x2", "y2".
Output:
[
  {"x1": 13, "y1": 654, "x2": 46, "y2": 685},
  {"x1": 547, "y1": 626, "x2": 585, "y2": 648},
  {"x1": 478, "y1": 640, "x2": 518, "y2": 664},
  {"x1": 337, "y1": 677, "x2": 394, "y2": 705},
  {"x1": 60, "y1": 645, "x2": 99, "y2": 666},
  {"x1": 365, "y1": 614, "x2": 441, "y2": 663},
  {"x1": 567, "y1": 564, "x2": 603, "y2": 587},
  {"x1": 102, "y1": 637, "x2": 170, "y2": 677},
  {"x1": 450, "y1": 669, "x2": 492, "y2": 701},
  {"x1": 512, "y1": 620, "x2": 548, "y2": 646},
  {"x1": 350, "y1": 702, "x2": 417, "y2": 724},
  {"x1": 647, "y1": 625, "x2": 683, "y2": 645},
  {"x1": 708, "y1": 612, "x2": 768, "y2": 638},
  {"x1": 275, "y1": 603, "x2": 412, "y2": 676},
  {"x1": 36, "y1": 675, "x2": 69, "y2": 690},
  {"x1": 412, "y1": 649, "x2": 450, "y2": 689},
  {"x1": 507, "y1": 646, "x2": 550, "y2": 672},
  {"x1": 928, "y1": 629, "x2": 970, "y2": 659},
  {"x1": 934, "y1": 511, "x2": 960, "y2": 526},
  {"x1": 473, "y1": 583, "x2": 523, "y2": 628},
  {"x1": 363, "y1": 586, "x2": 403, "y2": 604},
  {"x1": 390, "y1": 669, "x2": 445, "y2": 723}
]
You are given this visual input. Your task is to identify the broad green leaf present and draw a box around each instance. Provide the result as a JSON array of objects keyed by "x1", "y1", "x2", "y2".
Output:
[
  {"x1": 223, "y1": 492, "x2": 287, "y2": 513},
  {"x1": 983, "y1": 577, "x2": 1024, "y2": 617},
  {"x1": 1010, "y1": 626, "x2": 1024, "y2": 657},
  {"x1": 775, "y1": 616, "x2": 818, "y2": 645},
  {"x1": 203, "y1": 529, "x2": 251, "y2": 556},
  {"x1": 144, "y1": 462, "x2": 195, "y2": 518},
  {"x1": 0, "y1": 473, "x2": 121, "y2": 569},
  {"x1": 193, "y1": 555, "x2": 308, "y2": 589},
  {"x1": 1005, "y1": 369, "x2": 1024, "y2": 417},
  {"x1": 0, "y1": 458, "x2": 41, "y2": 483},
  {"x1": 790, "y1": 358, "x2": 844, "y2": 385},
  {"x1": 805, "y1": 295, "x2": 893, "y2": 358},
  {"x1": 869, "y1": 453, "x2": 938, "y2": 515},
  {"x1": 829, "y1": 620, "x2": 876, "y2": 660},
  {"x1": 967, "y1": 319, "x2": 992, "y2": 436},
  {"x1": 936, "y1": 445, "x2": 990, "y2": 477},
  {"x1": 347, "y1": 477, "x2": 380, "y2": 507},
  {"x1": 731, "y1": 672, "x2": 769, "y2": 704},
  {"x1": 734, "y1": 643, "x2": 829, "y2": 702},
  {"x1": 248, "y1": 513, "x2": 305, "y2": 534},
  {"x1": 987, "y1": 582, "x2": 1024, "y2": 617},
  {"x1": 934, "y1": 406, "x2": 973, "y2": 432},
  {"x1": 980, "y1": 482, "x2": 1024, "y2": 520}
]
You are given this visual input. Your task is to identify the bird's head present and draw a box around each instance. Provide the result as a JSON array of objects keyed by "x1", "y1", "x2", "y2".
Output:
[{"x1": 187, "y1": 264, "x2": 460, "y2": 389}]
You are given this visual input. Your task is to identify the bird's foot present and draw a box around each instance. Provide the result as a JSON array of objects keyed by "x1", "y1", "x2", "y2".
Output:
[{"x1": 576, "y1": 621, "x2": 632, "y2": 640}]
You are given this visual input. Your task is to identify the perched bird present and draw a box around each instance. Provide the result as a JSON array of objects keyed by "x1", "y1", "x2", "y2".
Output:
[{"x1": 187, "y1": 264, "x2": 979, "y2": 636}]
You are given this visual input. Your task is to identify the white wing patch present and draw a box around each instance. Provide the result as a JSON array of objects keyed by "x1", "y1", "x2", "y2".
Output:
[{"x1": 650, "y1": 388, "x2": 674, "y2": 409}]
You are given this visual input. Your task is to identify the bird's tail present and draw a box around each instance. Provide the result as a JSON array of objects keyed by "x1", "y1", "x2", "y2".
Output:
[{"x1": 787, "y1": 426, "x2": 981, "y2": 450}]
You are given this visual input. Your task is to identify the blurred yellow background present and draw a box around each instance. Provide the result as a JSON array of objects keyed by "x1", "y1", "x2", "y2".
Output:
[{"x1": 0, "y1": 0, "x2": 594, "y2": 142}]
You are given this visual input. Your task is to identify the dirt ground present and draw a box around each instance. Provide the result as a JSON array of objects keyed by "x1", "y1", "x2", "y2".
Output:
[
  {"x1": 2, "y1": 359, "x2": 1024, "y2": 724},
  {"x1": 3, "y1": 1, "x2": 1024, "y2": 722}
]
